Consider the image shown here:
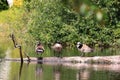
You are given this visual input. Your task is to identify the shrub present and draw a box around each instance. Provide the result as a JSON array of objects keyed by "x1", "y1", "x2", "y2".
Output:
[{"x1": 23, "y1": 0, "x2": 120, "y2": 47}]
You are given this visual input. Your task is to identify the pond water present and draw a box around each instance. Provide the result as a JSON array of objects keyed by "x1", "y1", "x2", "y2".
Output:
[{"x1": 0, "y1": 61, "x2": 120, "y2": 80}]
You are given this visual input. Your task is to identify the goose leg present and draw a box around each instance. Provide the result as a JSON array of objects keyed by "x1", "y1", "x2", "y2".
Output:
[
  {"x1": 36, "y1": 52, "x2": 38, "y2": 55},
  {"x1": 54, "y1": 51, "x2": 56, "y2": 57},
  {"x1": 40, "y1": 53, "x2": 42, "y2": 57},
  {"x1": 80, "y1": 53, "x2": 83, "y2": 57},
  {"x1": 83, "y1": 53, "x2": 85, "y2": 57},
  {"x1": 60, "y1": 52, "x2": 62, "y2": 58},
  {"x1": 80, "y1": 53, "x2": 85, "y2": 57}
]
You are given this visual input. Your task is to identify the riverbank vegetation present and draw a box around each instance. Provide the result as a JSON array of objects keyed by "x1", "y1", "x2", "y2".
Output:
[
  {"x1": 0, "y1": 0, "x2": 120, "y2": 58},
  {"x1": 23, "y1": 0, "x2": 120, "y2": 47}
]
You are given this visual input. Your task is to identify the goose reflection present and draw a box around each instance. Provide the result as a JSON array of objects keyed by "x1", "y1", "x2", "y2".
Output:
[
  {"x1": 35, "y1": 58, "x2": 43, "y2": 80},
  {"x1": 76, "y1": 68, "x2": 90, "y2": 80},
  {"x1": 53, "y1": 64, "x2": 62, "y2": 80}
]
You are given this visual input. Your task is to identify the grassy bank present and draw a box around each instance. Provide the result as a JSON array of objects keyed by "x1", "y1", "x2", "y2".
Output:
[{"x1": 0, "y1": 6, "x2": 24, "y2": 58}]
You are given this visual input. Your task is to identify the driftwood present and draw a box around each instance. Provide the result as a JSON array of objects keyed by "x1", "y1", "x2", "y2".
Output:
[
  {"x1": 10, "y1": 34, "x2": 30, "y2": 62},
  {"x1": 4, "y1": 55, "x2": 120, "y2": 64}
]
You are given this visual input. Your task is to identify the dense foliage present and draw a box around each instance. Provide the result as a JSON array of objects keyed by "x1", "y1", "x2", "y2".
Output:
[
  {"x1": 23, "y1": 0, "x2": 120, "y2": 47},
  {"x1": 0, "y1": 0, "x2": 9, "y2": 11}
]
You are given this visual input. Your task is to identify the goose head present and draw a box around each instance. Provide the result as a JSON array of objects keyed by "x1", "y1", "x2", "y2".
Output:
[{"x1": 76, "y1": 42, "x2": 83, "y2": 49}]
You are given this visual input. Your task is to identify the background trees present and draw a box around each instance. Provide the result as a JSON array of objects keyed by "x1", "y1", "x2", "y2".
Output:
[
  {"x1": 0, "y1": 0, "x2": 119, "y2": 47},
  {"x1": 0, "y1": 0, "x2": 9, "y2": 11},
  {"x1": 23, "y1": 0, "x2": 120, "y2": 47}
]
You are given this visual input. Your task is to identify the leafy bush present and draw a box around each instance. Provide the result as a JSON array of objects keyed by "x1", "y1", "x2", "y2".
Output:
[
  {"x1": 0, "y1": 0, "x2": 9, "y2": 11},
  {"x1": 23, "y1": 0, "x2": 120, "y2": 47}
]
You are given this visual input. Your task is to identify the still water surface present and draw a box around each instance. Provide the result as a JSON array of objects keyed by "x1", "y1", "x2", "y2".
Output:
[
  {"x1": 0, "y1": 60, "x2": 120, "y2": 80},
  {"x1": 0, "y1": 45, "x2": 120, "y2": 80}
]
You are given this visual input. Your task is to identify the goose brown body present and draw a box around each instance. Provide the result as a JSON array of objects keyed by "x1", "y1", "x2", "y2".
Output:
[
  {"x1": 51, "y1": 42, "x2": 63, "y2": 57},
  {"x1": 35, "y1": 42, "x2": 44, "y2": 54},
  {"x1": 52, "y1": 43, "x2": 62, "y2": 52}
]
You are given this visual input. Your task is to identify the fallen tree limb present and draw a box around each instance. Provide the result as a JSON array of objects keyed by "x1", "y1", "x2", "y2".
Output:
[
  {"x1": 10, "y1": 33, "x2": 30, "y2": 62},
  {"x1": 4, "y1": 55, "x2": 120, "y2": 64}
]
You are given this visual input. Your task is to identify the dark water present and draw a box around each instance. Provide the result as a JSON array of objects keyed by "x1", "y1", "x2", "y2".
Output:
[{"x1": 0, "y1": 61, "x2": 120, "y2": 80}]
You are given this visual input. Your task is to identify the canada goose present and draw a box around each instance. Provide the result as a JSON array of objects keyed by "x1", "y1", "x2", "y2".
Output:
[
  {"x1": 35, "y1": 42, "x2": 45, "y2": 56},
  {"x1": 51, "y1": 41, "x2": 63, "y2": 57},
  {"x1": 76, "y1": 42, "x2": 93, "y2": 56}
]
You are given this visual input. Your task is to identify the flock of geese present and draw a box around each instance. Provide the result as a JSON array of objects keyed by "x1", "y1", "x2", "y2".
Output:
[{"x1": 35, "y1": 41, "x2": 93, "y2": 57}]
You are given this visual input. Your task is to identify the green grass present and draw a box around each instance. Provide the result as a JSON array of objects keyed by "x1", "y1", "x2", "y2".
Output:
[
  {"x1": 0, "y1": 7, "x2": 24, "y2": 58},
  {"x1": 0, "y1": 7, "x2": 24, "y2": 38},
  {"x1": 0, "y1": 7, "x2": 24, "y2": 23}
]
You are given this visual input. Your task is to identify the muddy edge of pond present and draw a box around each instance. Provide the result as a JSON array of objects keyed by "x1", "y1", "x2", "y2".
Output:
[{"x1": 4, "y1": 55, "x2": 120, "y2": 64}]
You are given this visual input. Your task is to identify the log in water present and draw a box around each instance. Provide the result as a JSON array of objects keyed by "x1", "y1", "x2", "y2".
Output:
[{"x1": 4, "y1": 55, "x2": 120, "y2": 64}]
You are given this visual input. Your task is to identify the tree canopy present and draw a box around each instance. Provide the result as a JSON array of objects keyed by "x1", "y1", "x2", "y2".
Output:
[{"x1": 22, "y1": 0, "x2": 120, "y2": 47}]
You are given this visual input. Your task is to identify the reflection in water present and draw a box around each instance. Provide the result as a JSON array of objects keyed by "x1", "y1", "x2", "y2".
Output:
[
  {"x1": 19, "y1": 62, "x2": 23, "y2": 80},
  {"x1": 3, "y1": 61, "x2": 120, "y2": 80},
  {"x1": 0, "y1": 59, "x2": 1, "y2": 62},
  {"x1": 76, "y1": 68, "x2": 90, "y2": 80},
  {"x1": 35, "y1": 57, "x2": 43, "y2": 80},
  {"x1": 63, "y1": 63, "x2": 120, "y2": 72},
  {"x1": 35, "y1": 63, "x2": 43, "y2": 80},
  {"x1": 0, "y1": 48, "x2": 11, "y2": 79},
  {"x1": 0, "y1": 61, "x2": 11, "y2": 80},
  {"x1": 53, "y1": 64, "x2": 62, "y2": 80},
  {"x1": 109, "y1": 71, "x2": 120, "y2": 80}
]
